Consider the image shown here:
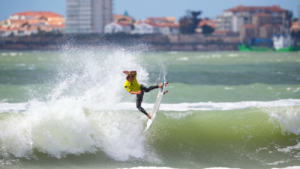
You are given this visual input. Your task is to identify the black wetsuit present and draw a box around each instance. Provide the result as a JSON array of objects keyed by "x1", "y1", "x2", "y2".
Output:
[{"x1": 136, "y1": 84, "x2": 159, "y2": 115}]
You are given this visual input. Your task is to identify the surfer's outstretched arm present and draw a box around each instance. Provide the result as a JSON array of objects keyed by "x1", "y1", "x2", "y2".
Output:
[{"x1": 123, "y1": 70, "x2": 136, "y2": 75}]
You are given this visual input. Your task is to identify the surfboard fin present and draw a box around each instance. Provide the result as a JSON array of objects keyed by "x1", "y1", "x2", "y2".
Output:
[
  {"x1": 164, "y1": 90, "x2": 168, "y2": 95},
  {"x1": 165, "y1": 82, "x2": 169, "y2": 87}
]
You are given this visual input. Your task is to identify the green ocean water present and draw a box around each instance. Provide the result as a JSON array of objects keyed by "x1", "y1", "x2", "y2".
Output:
[{"x1": 0, "y1": 50, "x2": 300, "y2": 169}]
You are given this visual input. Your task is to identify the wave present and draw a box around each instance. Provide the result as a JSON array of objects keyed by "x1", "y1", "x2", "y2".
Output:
[{"x1": 1, "y1": 104, "x2": 300, "y2": 168}]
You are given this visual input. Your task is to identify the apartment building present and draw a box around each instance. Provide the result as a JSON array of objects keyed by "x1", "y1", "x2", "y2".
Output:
[
  {"x1": 216, "y1": 5, "x2": 287, "y2": 33},
  {"x1": 66, "y1": 0, "x2": 112, "y2": 34}
]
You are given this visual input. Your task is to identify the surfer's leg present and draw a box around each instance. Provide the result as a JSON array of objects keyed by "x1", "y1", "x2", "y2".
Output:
[
  {"x1": 140, "y1": 84, "x2": 159, "y2": 93},
  {"x1": 136, "y1": 94, "x2": 148, "y2": 115}
]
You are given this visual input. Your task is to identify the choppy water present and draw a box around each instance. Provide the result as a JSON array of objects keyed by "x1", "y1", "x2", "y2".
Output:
[{"x1": 0, "y1": 48, "x2": 300, "y2": 169}]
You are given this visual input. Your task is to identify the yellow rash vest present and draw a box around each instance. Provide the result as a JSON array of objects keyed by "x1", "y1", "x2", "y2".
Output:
[{"x1": 124, "y1": 74, "x2": 141, "y2": 92}]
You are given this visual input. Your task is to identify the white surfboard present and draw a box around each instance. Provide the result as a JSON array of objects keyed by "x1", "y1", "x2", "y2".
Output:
[
  {"x1": 143, "y1": 80, "x2": 166, "y2": 132},
  {"x1": 143, "y1": 61, "x2": 171, "y2": 132}
]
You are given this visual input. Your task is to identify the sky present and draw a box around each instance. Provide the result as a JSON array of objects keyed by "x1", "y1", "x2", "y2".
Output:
[{"x1": 0, "y1": 0, "x2": 299, "y2": 21}]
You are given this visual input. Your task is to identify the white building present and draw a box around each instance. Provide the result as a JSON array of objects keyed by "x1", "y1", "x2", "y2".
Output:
[
  {"x1": 66, "y1": 0, "x2": 112, "y2": 34},
  {"x1": 104, "y1": 22, "x2": 131, "y2": 34},
  {"x1": 131, "y1": 22, "x2": 179, "y2": 35}
]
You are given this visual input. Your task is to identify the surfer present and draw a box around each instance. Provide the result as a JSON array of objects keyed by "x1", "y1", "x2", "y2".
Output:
[{"x1": 123, "y1": 70, "x2": 162, "y2": 119}]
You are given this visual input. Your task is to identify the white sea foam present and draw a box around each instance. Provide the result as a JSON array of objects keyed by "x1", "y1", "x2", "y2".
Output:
[
  {"x1": 2, "y1": 99, "x2": 300, "y2": 113},
  {"x1": 228, "y1": 53, "x2": 239, "y2": 57},
  {"x1": 293, "y1": 88, "x2": 300, "y2": 93},
  {"x1": 118, "y1": 167, "x2": 179, "y2": 169},
  {"x1": 277, "y1": 143, "x2": 300, "y2": 153},
  {"x1": 164, "y1": 111, "x2": 193, "y2": 119},
  {"x1": 204, "y1": 168, "x2": 240, "y2": 169},
  {"x1": 10, "y1": 53, "x2": 17, "y2": 56},
  {"x1": 15, "y1": 63, "x2": 26, "y2": 67},
  {"x1": 264, "y1": 106, "x2": 300, "y2": 135},
  {"x1": 177, "y1": 57, "x2": 188, "y2": 61},
  {"x1": 0, "y1": 98, "x2": 149, "y2": 161},
  {"x1": 224, "y1": 87, "x2": 234, "y2": 90},
  {"x1": 272, "y1": 166, "x2": 300, "y2": 169}
]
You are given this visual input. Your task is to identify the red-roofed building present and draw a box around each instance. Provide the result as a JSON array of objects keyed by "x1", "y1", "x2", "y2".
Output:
[
  {"x1": 224, "y1": 5, "x2": 286, "y2": 13},
  {"x1": 131, "y1": 21, "x2": 179, "y2": 35},
  {"x1": 198, "y1": 19, "x2": 216, "y2": 28},
  {"x1": 132, "y1": 17, "x2": 179, "y2": 35},
  {"x1": 144, "y1": 17, "x2": 177, "y2": 24},
  {"x1": 113, "y1": 14, "x2": 134, "y2": 25},
  {"x1": 131, "y1": 22, "x2": 162, "y2": 35},
  {"x1": 106, "y1": 15, "x2": 179, "y2": 35},
  {"x1": 216, "y1": 5, "x2": 287, "y2": 33},
  {"x1": 0, "y1": 11, "x2": 65, "y2": 37}
]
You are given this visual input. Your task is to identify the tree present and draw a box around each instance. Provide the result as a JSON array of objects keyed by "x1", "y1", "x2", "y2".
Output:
[
  {"x1": 179, "y1": 10, "x2": 202, "y2": 34},
  {"x1": 201, "y1": 25, "x2": 214, "y2": 35},
  {"x1": 284, "y1": 10, "x2": 293, "y2": 30}
]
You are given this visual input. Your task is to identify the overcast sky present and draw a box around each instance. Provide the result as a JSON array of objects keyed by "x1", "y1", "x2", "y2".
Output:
[{"x1": 0, "y1": 0, "x2": 299, "y2": 21}]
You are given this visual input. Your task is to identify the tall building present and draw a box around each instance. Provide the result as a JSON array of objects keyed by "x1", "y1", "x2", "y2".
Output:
[
  {"x1": 216, "y1": 5, "x2": 287, "y2": 33},
  {"x1": 66, "y1": 0, "x2": 112, "y2": 34}
]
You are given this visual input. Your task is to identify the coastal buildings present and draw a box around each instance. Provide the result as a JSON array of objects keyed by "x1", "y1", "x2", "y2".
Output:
[
  {"x1": 105, "y1": 22, "x2": 131, "y2": 34},
  {"x1": 0, "y1": 11, "x2": 65, "y2": 37},
  {"x1": 66, "y1": 0, "x2": 113, "y2": 34},
  {"x1": 105, "y1": 16, "x2": 179, "y2": 35},
  {"x1": 132, "y1": 17, "x2": 179, "y2": 35},
  {"x1": 216, "y1": 5, "x2": 287, "y2": 33}
]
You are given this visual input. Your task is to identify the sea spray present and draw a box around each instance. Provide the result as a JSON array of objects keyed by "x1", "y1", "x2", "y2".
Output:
[
  {"x1": 264, "y1": 106, "x2": 300, "y2": 135},
  {"x1": 0, "y1": 46, "x2": 158, "y2": 162}
]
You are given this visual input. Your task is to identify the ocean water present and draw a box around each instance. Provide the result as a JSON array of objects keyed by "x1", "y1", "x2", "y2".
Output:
[{"x1": 0, "y1": 48, "x2": 300, "y2": 169}]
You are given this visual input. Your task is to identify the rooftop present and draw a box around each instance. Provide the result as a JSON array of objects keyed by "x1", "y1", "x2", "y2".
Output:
[
  {"x1": 11, "y1": 11, "x2": 63, "y2": 18},
  {"x1": 225, "y1": 5, "x2": 286, "y2": 13},
  {"x1": 198, "y1": 19, "x2": 216, "y2": 28},
  {"x1": 253, "y1": 13, "x2": 272, "y2": 17}
]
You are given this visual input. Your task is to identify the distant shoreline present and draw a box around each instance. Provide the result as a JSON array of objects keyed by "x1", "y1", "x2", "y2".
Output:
[{"x1": 0, "y1": 34, "x2": 239, "y2": 51}]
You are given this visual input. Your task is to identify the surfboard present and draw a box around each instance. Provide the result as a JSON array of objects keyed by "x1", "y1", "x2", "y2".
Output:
[
  {"x1": 143, "y1": 80, "x2": 167, "y2": 132},
  {"x1": 143, "y1": 61, "x2": 171, "y2": 132}
]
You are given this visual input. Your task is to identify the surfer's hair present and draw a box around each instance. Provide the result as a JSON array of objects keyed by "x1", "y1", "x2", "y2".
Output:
[{"x1": 126, "y1": 73, "x2": 135, "y2": 80}]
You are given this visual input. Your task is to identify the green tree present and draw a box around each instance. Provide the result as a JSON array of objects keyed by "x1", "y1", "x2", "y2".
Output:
[
  {"x1": 201, "y1": 24, "x2": 214, "y2": 35},
  {"x1": 179, "y1": 10, "x2": 202, "y2": 34}
]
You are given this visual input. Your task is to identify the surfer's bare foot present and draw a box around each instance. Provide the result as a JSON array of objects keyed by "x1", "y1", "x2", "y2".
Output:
[
  {"x1": 158, "y1": 84, "x2": 162, "y2": 88},
  {"x1": 147, "y1": 114, "x2": 152, "y2": 119}
]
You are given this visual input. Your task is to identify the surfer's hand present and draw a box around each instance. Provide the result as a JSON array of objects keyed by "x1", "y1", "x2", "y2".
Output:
[
  {"x1": 123, "y1": 71, "x2": 129, "y2": 75},
  {"x1": 136, "y1": 90, "x2": 141, "y2": 94}
]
